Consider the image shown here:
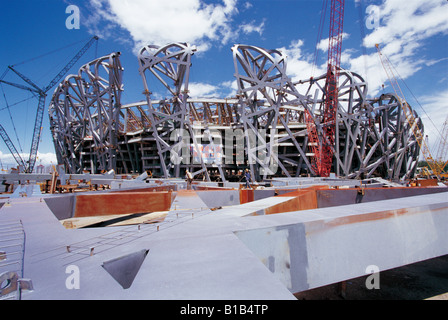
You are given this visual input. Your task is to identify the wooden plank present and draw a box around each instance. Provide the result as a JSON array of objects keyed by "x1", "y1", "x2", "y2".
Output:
[{"x1": 61, "y1": 211, "x2": 168, "y2": 229}]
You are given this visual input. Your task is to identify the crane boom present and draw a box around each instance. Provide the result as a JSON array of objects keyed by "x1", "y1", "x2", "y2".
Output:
[
  {"x1": 27, "y1": 95, "x2": 46, "y2": 173},
  {"x1": 0, "y1": 79, "x2": 40, "y2": 94},
  {"x1": 307, "y1": 0, "x2": 345, "y2": 177},
  {"x1": 27, "y1": 36, "x2": 99, "y2": 173},
  {"x1": 321, "y1": 0, "x2": 345, "y2": 177},
  {"x1": 43, "y1": 35, "x2": 99, "y2": 92},
  {"x1": 0, "y1": 124, "x2": 26, "y2": 169},
  {"x1": 432, "y1": 116, "x2": 448, "y2": 176},
  {"x1": 0, "y1": 36, "x2": 99, "y2": 172},
  {"x1": 7, "y1": 65, "x2": 43, "y2": 94}
]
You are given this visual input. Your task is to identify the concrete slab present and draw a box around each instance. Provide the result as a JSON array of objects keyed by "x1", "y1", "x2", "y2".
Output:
[
  {"x1": 195, "y1": 190, "x2": 240, "y2": 208},
  {"x1": 235, "y1": 191, "x2": 448, "y2": 293},
  {"x1": 10, "y1": 184, "x2": 42, "y2": 198},
  {"x1": 2, "y1": 197, "x2": 295, "y2": 300},
  {"x1": 2, "y1": 186, "x2": 448, "y2": 300},
  {"x1": 170, "y1": 190, "x2": 209, "y2": 211},
  {"x1": 317, "y1": 186, "x2": 448, "y2": 208}
]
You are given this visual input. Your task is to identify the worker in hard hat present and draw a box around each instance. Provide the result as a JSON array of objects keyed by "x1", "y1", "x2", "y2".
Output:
[
  {"x1": 244, "y1": 169, "x2": 252, "y2": 189},
  {"x1": 186, "y1": 170, "x2": 193, "y2": 190}
]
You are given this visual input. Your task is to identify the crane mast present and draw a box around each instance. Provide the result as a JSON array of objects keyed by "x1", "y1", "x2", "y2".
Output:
[
  {"x1": 435, "y1": 117, "x2": 448, "y2": 174},
  {"x1": 0, "y1": 36, "x2": 98, "y2": 172},
  {"x1": 28, "y1": 35, "x2": 99, "y2": 173},
  {"x1": 423, "y1": 116, "x2": 448, "y2": 178},
  {"x1": 307, "y1": 0, "x2": 345, "y2": 177},
  {"x1": 0, "y1": 124, "x2": 26, "y2": 169}
]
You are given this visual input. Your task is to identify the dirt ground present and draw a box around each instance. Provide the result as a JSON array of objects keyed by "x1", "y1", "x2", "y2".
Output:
[{"x1": 294, "y1": 254, "x2": 448, "y2": 300}]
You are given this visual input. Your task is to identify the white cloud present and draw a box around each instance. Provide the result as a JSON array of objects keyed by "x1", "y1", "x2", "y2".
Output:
[
  {"x1": 278, "y1": 39, "x2": 325, "y2": 82},
  {"x1": 363, "y1": 0, "x2": 448, "y2": 49},
  {"x1": 0, "y1": 151, "x2": 19, "y2": 168},
  {"x1": 0, "y1": 151, "x2": 57, "y2": 169},
  {"x1": 426, "y1": 57, "x2": 448, "y2": 67},
  {"x1": 418, "y1": 90, "x2": 448, "y2": 154},
  {"x1": 240, "y1": 20, "x2": 265, "y2": 36},
  {"x1": 220, "y1": 80, "x2": 238, "y2": 97},
  {"x1": 86, "y1": 0, "x2": 240, "y2": 52},
  {"x1": 316, "y1": 32, "x2": 350, "y2": 53},
  {"x1": 345, "y1": 0, "x2": 448, "y2": 96},
  {"x1": 189, "y1": 80, "x2": 238, "y2": 98},
  {"x1": 36, "y1": 152, "x2": 58, "y2": 167},
  {"x1": 189, "y1": 82, "x2": 220, "y2": 98},
  {"x1": 244, "y1": 2, "x2": 252, "y2": 10}
]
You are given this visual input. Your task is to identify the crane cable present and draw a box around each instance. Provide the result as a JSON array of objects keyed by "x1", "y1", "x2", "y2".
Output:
[
  {"x1": 0, "y1": 36, "x2": 100, "y2": 171},
  {"x1": 0, "y1": 82, "x2": 24, "y2": 154},
  {"x1": 311, "y1": 0, "x2": 329, "y2": 78},
  {"x1": 10, "y1": 37, "x2": 90, "y2": 68},
  {"x1": 397, "y1": 71, "x2": 444, "y2": 143},
  {"x1": 355, "y1": 1, "x2": 446, "y2": 163},
  {"x1": 386, "y1": 57, "x2": 447, "y2": 155},
  {"x1": 356, "y1": 0, "x2": 369, "y2": 80},
  {"x1": 0, "y1": 95, "x2": 37, "y2": 112}
]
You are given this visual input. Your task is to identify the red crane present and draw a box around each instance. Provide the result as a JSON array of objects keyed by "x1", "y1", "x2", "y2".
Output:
[{"x1": 306, "y1": 0, "x2": 345, "y2": 177}]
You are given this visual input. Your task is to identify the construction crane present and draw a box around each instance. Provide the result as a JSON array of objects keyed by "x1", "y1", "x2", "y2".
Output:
[
  {"x1": 0, "y1": 35, "x2": 98, "y2": 173},
  {"x1": 430, "y1": 116, "x2": 448, "y2": 177},
  {"x1": 306, "y1": 0, "x2": 345, "y2": 177},
  {"x1": 0, "y1": 124, "x2": 26, "y2": 169},
  {"x1": 375, "y1": 43, "x2": 442, "y2": 180}
]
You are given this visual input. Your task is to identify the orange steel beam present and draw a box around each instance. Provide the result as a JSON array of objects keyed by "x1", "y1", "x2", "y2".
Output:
[
  {"x1": 239, "y1": 189, "x2": 254, "y2": 204},
  {"x1": 264, "y1": 186, "x2": 328, "y2": 214},
  {"x1": 73, "y1": 191, "x2": 174, "y2": 218}
]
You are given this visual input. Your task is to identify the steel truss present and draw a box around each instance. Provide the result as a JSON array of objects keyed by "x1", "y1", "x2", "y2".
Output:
[
  {"x1": 49, "y1": 53, "x2": 123, "y2": 173},
  {"x1": 137, "y1": 43, "x2": 217, "y2": 181},
  {"x1": 49, "y1": 43, "x2": 421, "y2": 181}
]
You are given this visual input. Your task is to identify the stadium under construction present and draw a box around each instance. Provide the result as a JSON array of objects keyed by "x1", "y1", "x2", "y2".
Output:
[
  {"x1": 2, "y1": 0, "x2": 448, "y2": 301},
  {"x1": 48, "y1": 42, "x2": 422, "y2": 182}
]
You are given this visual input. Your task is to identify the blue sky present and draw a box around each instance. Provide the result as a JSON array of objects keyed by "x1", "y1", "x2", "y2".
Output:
[{"x1": 0, "y1": 0, "x2": 447, "y2": 168}]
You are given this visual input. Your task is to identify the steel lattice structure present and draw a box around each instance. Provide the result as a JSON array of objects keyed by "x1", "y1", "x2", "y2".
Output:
[
  {"x1": 49, "y1": 52, "x2": 123, "y2": 173},
  {"x1": 49, "y1": 43, "x2": 422, "y2": 181}
]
